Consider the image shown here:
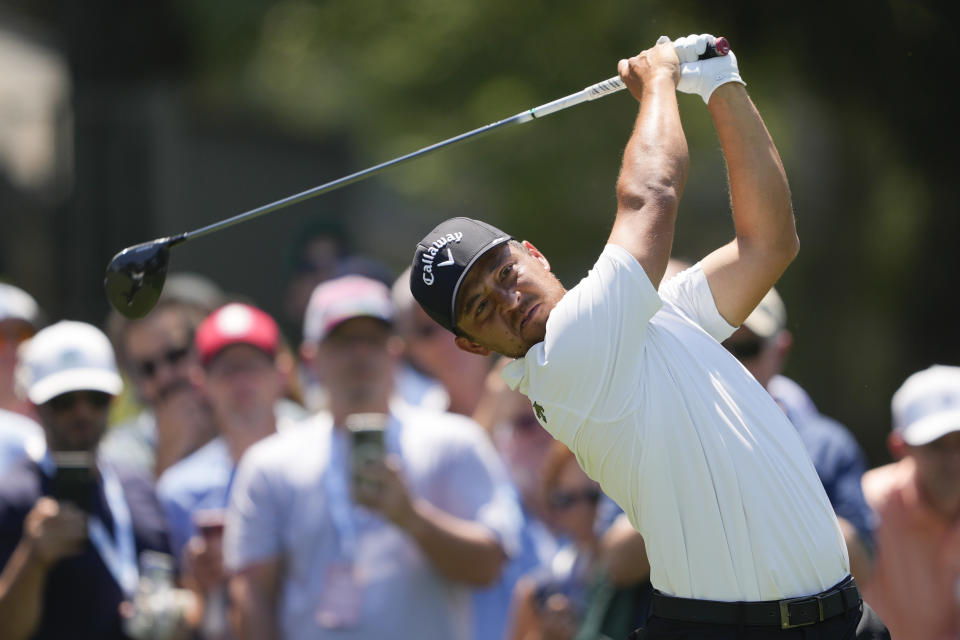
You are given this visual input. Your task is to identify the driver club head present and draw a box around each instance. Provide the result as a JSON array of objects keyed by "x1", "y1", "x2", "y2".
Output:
[{"x1": 103, "y1": 237, "x2": 176, "y2": 319}]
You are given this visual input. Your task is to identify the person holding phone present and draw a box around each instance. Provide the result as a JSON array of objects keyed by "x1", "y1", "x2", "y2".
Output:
[
  {"x1": 508, "y1": 440, "x2": 605, "y2": 640},
  {"x1": 223, "y1": 275, "x2": 524, "y2": 640},
  {"x1": 157, "y1": 302, "x2": 293, "y2": 640},
  {"x1": 0, "y1": 321, "x2": 173, "y2": 640}
]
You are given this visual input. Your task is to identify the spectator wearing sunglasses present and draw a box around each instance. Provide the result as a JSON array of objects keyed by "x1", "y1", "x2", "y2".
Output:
[
  {"x1": 467, "y1": 362, "x2": 562, "y2": 640},
  {"x1": 102, "y1": 278, "x2": 224, "y2": 478},
  {"x1": 0, "y1": 321, "x2": 173, "y2": 639},
  {"x1": 507, "y1": 440, "x2": 605, "y2": 640},
  {"x1": 391, "y1": 267, "x2": 495, "y2": 417},
  {"x1": 720, "y1": 287, "x2": 876, "y2": 587},
  {"x1": 0, "y1": 282, "x2": 46, "y2": 475}
]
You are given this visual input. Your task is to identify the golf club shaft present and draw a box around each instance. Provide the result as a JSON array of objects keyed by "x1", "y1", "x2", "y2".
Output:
[{"x1": 177, "y1": 37, "x2": 729, "y2": 245}]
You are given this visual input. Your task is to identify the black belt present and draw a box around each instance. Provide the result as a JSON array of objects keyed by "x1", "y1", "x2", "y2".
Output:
[{"x1": 651, "y1": 577, "x2": 861, "y2": 630}]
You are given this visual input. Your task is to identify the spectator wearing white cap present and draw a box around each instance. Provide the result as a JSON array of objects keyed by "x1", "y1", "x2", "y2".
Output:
[
  {"x1": 861, "y1": 365, "x2": 960, "y2": 639},
  {"x1": 721, "y1": 287, "x2": 877, "y2": 586},
  {"x1": 0, "y1": 283, "x2": 43, "y2": 417},
  {"x1": 157, "y1": 302, "x2": 299, "y2": 640},
  {"x1": 0, "y1": 321, "x2": 172, "y2": 640},
  {"x1": 0, "y1": 283, "x2": 45, "y2": 475},
  {"x1": 223, "y1": 275, "x2": 522, "y2": 640}
]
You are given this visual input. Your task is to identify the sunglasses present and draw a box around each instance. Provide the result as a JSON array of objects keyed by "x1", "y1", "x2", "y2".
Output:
[
  {"x1": 723, "y1": 337, "x2": 765, "y2": 361},
  {"x1": 47, "y1": 390, "x2": 112, "y2": 412},
  {"x1": 132, "y1": 345, "x2": 191, "y2": 378},
  {"x1": 0, "y1": 324, "x2": 35, "y2": 350},
  {"x1": 548, "y1": 487, "x2": 602, "y2": 511}
]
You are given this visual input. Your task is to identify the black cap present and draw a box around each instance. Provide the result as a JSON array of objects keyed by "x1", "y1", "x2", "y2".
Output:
[{"x1": 410, "y1": 217, "x2": 511, "y2": 333}]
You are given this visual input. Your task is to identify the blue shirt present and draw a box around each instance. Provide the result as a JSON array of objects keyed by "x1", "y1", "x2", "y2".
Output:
[
  {"x1": 473, "y1": 500, "x2": 557, "y2": 640},
  {"x1": 0, "y1": 410, "x2": 44, "y2": 476},
  {"x1": 0, "y1": 458, "x2": 170, "y2": 640},
  {"x1": 224, "y1": 407, "x2": 522, "y2": 640},
  {"x1": 769, "y1": 375, "x2": 876, "y2": 544},
  {"x1": 155, "y1": 437, "x2": 235, "y2": 562}
]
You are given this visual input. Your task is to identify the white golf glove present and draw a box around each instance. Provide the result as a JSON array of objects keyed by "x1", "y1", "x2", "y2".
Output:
[
  {"x1": 672, "y1": 33, "x2": 716, "y2": 64},
  {"x1": 675, "y1": 34, "x2": 746, "y2": 104}
]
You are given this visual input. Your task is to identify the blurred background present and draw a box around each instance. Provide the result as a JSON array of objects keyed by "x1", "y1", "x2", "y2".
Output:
[{"x1": 0, "y1": 0, "x2": 953, "y2": 466}]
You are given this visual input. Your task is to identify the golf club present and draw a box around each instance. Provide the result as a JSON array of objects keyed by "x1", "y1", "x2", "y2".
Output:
[{"x1": 105, "y1": 37, "x2": 730, "y2": 318}]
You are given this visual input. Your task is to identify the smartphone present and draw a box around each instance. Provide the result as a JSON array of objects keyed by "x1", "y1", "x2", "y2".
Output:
[
  {"x1": 345, "y1": 413, "x2": 387, "y2": 489},
  {"x1": 50, "y1": 451, "x2": 96, "y2": 512},
  {"x1": 192, "y1": 507, "x2": 226, "y2": 541}
]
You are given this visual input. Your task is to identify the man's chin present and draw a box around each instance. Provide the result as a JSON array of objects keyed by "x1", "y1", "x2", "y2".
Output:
[
  {"x1": 503, "y1": 340, "x2": 537, "y2": 359},
  {"x1": 520, "y1": 320, "x2": 547, "y2": 350}
]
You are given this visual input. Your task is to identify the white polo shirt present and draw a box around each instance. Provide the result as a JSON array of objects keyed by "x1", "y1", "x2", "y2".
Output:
[{"x1": 502, "y1": 244, "x2": 849, "y2": 602}]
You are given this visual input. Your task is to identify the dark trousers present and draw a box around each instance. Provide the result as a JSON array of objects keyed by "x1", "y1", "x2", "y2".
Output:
[{"x1": 629, "y1": 604, "x2": 863, "y2": 639}]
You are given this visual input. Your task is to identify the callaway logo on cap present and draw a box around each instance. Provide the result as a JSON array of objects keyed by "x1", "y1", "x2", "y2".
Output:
[{"x1": 410, "y1": 217, "x2": 511, "y2": 332}]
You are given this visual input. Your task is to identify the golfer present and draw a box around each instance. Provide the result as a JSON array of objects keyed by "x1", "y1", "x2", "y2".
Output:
[{"x1": 409, "y1": 35, "x2": 862, "y2": 638}]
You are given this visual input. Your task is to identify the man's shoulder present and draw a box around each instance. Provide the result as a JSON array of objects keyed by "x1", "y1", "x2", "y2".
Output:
[
  {"x1": 553, "y1": 244, "x2": 657, "y2": 315},
  {"x1": 0, "y1": 409, "x2": 43, "y2": 437},
  {"x1": 531, "y1": 244, "x2": 675, "y2": 377},
  {"x1": 861, "y1": 460, "x2": 908, "y2": 510},
  {"x1": 394, "y1": 404, "x2": 489, "y2": 448},
  {"x1": 240, "y1": 412, "x2": 331, "y2": 470}
]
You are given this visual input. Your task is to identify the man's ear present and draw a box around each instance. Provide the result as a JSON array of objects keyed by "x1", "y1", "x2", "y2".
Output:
[
  {"x1": 455, "y1": 335, "x2": 492, "y2": 357},
  {"x1": 299, "y1": 341, "x2": 317, "y2": 366},
  {"x1": 386, "y1": 335, "x2": 405, "y2": 358},
  {"x1": 887, "y1": 431, "x2": 908, "y2": 461},
  {"x1": 773, "y1": 329, "x2": 793, "y2": 367},
  {"x1": 521, "y1": 240, "x2": 551, "y2": 272}
]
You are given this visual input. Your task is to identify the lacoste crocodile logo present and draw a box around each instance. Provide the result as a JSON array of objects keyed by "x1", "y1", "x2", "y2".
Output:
[{"x1": 533, "y1": 401, "x2": 547, "y2": 424}]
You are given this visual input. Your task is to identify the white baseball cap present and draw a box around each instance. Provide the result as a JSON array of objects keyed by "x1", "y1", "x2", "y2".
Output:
[
  {"x1": 0, "y1": 283, "x2": 42, "y2": 327},
  {"x1": 16, "y1": 321, "x2": 123, "y2": 405},
  {"x1": 891, "y1": 365, "x2": 960, "y2": 446},
  {"x1": 742, "y1": 287, "x2": 787, "y2": 339}
]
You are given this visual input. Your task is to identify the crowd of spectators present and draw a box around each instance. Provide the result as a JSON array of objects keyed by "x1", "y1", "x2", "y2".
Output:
[{"x1": 0, "y1": 240, "x2": 957, "y2": 639}]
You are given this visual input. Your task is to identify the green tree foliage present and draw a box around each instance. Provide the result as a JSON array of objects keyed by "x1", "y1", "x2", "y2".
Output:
[{"x1": 172, "y1": 0, "x2": 951, "y2": 463}]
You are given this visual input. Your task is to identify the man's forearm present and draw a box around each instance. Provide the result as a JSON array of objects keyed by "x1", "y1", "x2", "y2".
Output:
[
  {"x1": 709, "y1": 84, "x2": 797, "y2": 262},
  {"x1": 0, "y1": 541, "x2": 51, "y2": 640},
  {"x1": 611, "y1": 72, "x2": 689, "y2": 286},
  {"x1": 619, "y1": 74, "x2": 689, "y2": 202},
  {"x1": 399, "y1": 498, "x2": 505, "y2": 586},
  {"x1": 697, "y1": 82, "x2": 798, "y2": 326},
  {"x1": 229, "y1": 577, "x2": 278, "y2": 640}
]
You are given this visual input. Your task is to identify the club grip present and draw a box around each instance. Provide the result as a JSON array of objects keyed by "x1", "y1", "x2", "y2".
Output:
[
  {"x1": 702, "y1": 36, "x2": 730, "y2": 59},
  {"x1": 582, "y1": 36, "x2": 731, "y2": 101}
]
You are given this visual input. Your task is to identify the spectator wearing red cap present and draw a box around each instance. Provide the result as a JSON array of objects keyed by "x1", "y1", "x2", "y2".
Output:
[{"x1": 156, "y1": 302, "x2": 301, "y2": 640}]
